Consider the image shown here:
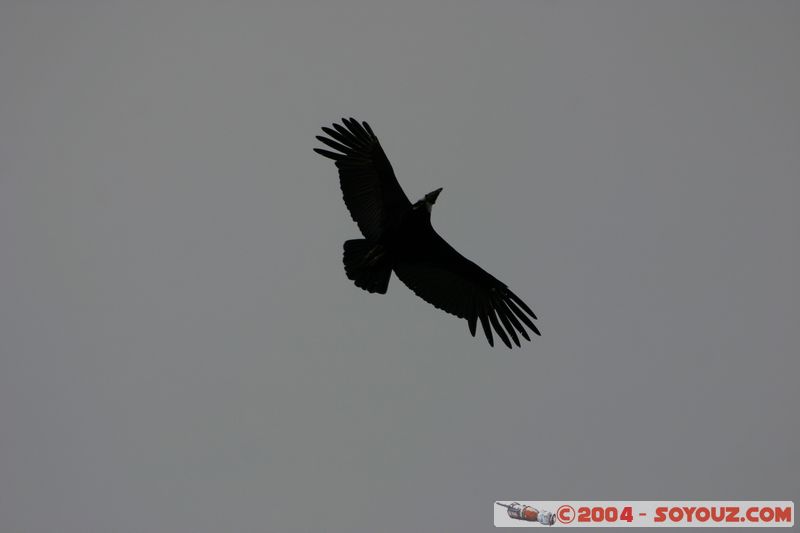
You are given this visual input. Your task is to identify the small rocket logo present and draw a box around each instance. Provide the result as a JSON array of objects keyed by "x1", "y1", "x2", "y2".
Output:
[{"x1": 496, "y1": 502, "x2": 556, "y2": 526}]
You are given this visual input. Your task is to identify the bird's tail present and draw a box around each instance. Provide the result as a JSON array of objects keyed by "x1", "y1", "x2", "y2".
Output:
[{"x1": 343, "y1": 239, "x2": 391, "y2": 294}]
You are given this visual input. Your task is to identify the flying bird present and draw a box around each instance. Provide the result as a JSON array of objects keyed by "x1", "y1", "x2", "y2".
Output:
[{"x1": 314, "y1": 118, "x2": 540, "y2": 348}]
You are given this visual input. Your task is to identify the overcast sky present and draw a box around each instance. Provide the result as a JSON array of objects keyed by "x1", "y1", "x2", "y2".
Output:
[{"x1": 1, "y1": 1, "x2": 798, "y2": 532}]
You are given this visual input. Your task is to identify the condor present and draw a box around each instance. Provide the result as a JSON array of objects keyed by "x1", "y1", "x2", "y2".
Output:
[{"x1": 315, "y1": 118, "x2": 540, "y2": 348}]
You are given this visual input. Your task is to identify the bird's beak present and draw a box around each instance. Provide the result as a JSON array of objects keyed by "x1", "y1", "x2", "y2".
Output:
[{"x1": 427, "y1": 188, "x2": 443, "y2": 203}]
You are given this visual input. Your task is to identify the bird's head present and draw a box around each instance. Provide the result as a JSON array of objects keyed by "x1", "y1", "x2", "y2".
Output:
[{"x1": 414, "y1": 187, "x2": 442, "y2": 213}]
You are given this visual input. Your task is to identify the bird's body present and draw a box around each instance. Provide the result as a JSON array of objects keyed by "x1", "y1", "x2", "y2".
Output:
[{"x1": 315, "y1": 118, "x2": 539, "y2": 348}]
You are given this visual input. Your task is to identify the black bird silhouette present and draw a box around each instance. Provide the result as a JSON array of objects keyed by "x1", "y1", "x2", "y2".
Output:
[{"x1": 314, "y1": 118, "x2": 540, "y2": 348}]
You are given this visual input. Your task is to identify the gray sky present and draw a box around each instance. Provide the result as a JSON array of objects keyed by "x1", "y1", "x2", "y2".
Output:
[{"x1": 1, "y1": 1, "x2": 797, "y2": 532}]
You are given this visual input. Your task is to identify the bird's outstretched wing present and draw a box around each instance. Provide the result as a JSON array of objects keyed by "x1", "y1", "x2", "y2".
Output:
[
  {"x1": 393, "y1": 232, "x2": 540, "y2": 348},
  {"x1": 314, "y1": 118, "x2": 411, "y2": 240}
]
